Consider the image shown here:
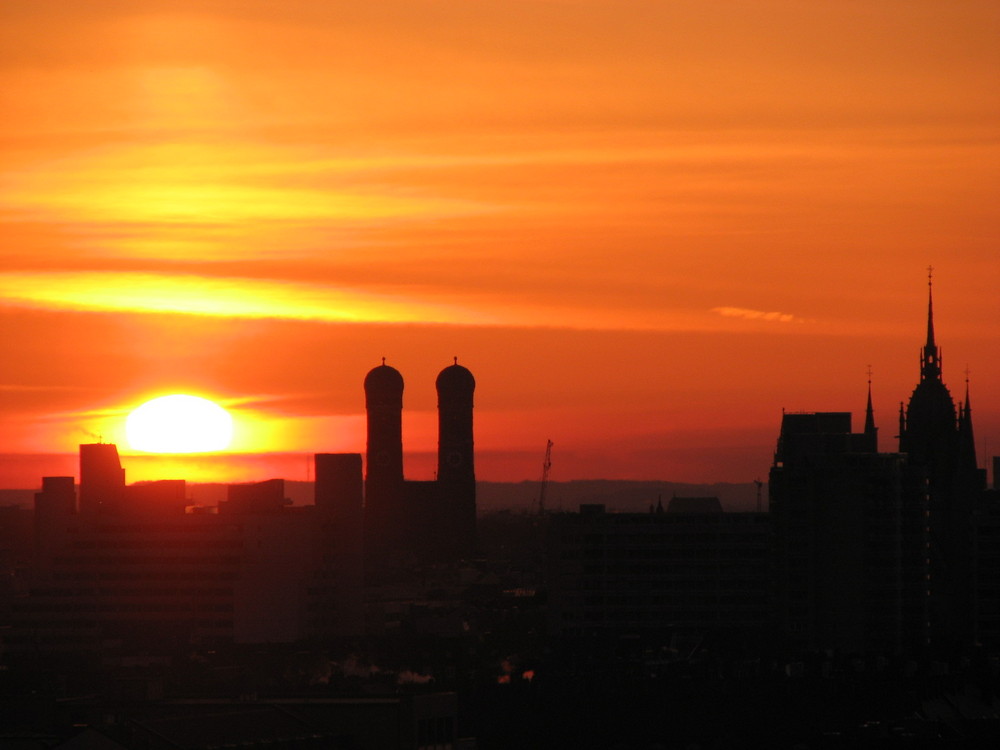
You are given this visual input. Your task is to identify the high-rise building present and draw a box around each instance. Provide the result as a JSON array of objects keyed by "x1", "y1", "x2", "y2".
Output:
[{"x1": 78, "y1": 442, "x2": 125, "y2": 515}]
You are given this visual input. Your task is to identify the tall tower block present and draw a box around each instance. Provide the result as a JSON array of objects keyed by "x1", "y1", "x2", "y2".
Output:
[
  {"x1": 79, "y1": 443, "x2": 125, "y2": 515},
  {"x1": 364, "y1": 361, "x2": 404, "y2": 488},
  {"x1": 314, "y1": 453, "x2": 365, "y2": 635},
  {"x1": 436, "y1": 359, "x2": 476, "y2": 557},
  {"x1": 364, "y1": 361, "x2": 405, "y2": 557}
]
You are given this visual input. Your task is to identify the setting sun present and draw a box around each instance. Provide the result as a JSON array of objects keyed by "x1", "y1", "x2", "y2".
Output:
[{"x1": 126, "y1": 395, "x2": 233, "y2": 453}]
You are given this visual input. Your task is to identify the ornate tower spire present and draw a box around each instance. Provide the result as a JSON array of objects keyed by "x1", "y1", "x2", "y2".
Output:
[
  {"x1": 864, "y1": 365, "x2": 877, "y2": 452},
  {"x1": 959, "y1": 369, "x2": 978, "y2": 474},
  {"x1": 921, "y1": 266, "x2": 941, "y2": 382}
]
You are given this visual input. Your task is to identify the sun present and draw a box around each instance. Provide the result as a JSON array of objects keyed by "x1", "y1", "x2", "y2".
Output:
[{"x1": 126, "y1": 394, "x2": 233, "y2": 453}]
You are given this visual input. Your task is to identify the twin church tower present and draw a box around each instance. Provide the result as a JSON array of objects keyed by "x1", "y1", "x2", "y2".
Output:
[{"x1": 363, "y1": 359, "x2": 477, "y2": 569}]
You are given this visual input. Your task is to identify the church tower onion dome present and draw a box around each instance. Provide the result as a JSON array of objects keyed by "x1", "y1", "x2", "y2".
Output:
[
  {"x1": 436, "y1": 360, "x2": 475, "y2": 398},
  {"x1": 364, "y1": 361, "x2": 403, "y2": 399}
]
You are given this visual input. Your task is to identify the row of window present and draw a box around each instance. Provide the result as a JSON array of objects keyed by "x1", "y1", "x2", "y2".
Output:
[
  {"x1": 52, "y1": 555, "x2": 242, "y2": 567},
  {"x1": 574, "y1": 560, "x2": 766, "y2": 575},
  {"x1": 561, "y1": 548, "x2": 768, "y2": 561},
  {"x1": 31, "y1": 587, "x2": 233, "y2": 598},
  {"x1": 52, "y1": 571, "x2": 237, "y2": 582},
  {"x1": 567, "y1": 594, "x2": 768, "y2": 607},
  {"x1": 13, "y1": 616, "x2": 234, "y2": 629},
  {"x1": 71, "y1": 539, "x2": 242, "y2": 550},
  {"x1": 20, "y1": 602, "x2": 234, "y2": 614}
]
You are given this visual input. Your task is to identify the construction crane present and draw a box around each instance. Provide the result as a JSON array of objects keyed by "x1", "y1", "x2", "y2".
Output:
[{"x1": 538, "y1": 439, "x2": 554, "y2": 515}]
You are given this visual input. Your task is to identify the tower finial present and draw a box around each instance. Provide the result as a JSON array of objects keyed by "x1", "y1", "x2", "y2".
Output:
[
  {"x1": 382, "y1": 356, "x2": 386, "y2": 366},
  {"x1": 453, "y1": 356, "x2": 458, "y2": 365},
  {"x1": 926, "y1": 266, "x2": 936, "y2": 350}
]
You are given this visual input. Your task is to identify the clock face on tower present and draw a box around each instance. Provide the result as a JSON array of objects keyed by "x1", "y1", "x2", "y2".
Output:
[{"x1": 445, "y1": 450, "x2": 463, "y2": 468}]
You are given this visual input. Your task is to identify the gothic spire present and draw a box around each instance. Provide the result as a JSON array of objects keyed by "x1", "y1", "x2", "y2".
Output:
[
  {"x1": 959, "y1": 372, "x2": 977, "y2": 474},
  {"x1": 921, "y1": 266, "x2": 941, "y2": 382},
  {"x1": 864, "y1": 366, "x2": 877, "y2": 451}
]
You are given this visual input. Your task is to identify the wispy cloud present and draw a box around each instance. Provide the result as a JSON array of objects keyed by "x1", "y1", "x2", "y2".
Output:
[
  {"x1": 710, "y1": 306, "x2": 807, "y2": 324},
  {"x1": 0, "y1": 271, "x2": 495, "y2": 326},
  {"x1": 0, "y1": 269, "x2": 834, "y2": 335}
]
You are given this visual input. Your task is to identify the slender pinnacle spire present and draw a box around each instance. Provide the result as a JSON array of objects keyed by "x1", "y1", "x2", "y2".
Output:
[
  {"x1": 921, "y1": 266, "x2": 941, "y2": 381},
  {"x1": 959, "y1": 369, "x2": 978, "y2": 472},
  {"x1": 864, "y1": 365, "x2": 877, "y2": 451}
]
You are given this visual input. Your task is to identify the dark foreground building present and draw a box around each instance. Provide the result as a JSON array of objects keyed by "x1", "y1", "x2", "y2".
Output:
[
  {"x1": 546, "y1": 499, "x2": 770, "y2": 638},
  {"x1": 9, "y1": 445, "x2": 366, "y2": 654},
  {"x1": 769, "y1": 410, "x2": 918, "y2": 653}
]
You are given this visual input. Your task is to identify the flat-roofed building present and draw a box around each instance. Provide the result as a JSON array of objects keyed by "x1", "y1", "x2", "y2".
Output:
[{"x1": 546, "y1": 502, "x2": 770, "y2": 637}]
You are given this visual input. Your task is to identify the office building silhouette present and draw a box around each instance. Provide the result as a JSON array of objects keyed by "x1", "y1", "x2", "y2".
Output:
[
  {"x1": 769, "y1": 411, "x2": 915, "y2": 652},
  {"x1": 12, "y1": 448, "x2": 366, "y2": 653},
  {"x1": 546, "y1": 501, "x2": 770, "y2": 638}
]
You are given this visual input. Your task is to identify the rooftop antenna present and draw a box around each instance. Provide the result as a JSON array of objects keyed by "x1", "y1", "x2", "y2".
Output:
[{"x1": 538, "y1": 439, "x2": 554, "y2": 515}]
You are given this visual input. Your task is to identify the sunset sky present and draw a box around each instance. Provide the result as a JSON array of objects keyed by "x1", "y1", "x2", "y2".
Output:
[{"x1": 1, "y1": 1, "x2": 998, "y2": 489}]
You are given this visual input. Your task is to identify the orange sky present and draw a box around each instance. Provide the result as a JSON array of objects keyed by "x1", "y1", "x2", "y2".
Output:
[{"x1": 1, "y1": 1, "x2": 998, "y2": 487}]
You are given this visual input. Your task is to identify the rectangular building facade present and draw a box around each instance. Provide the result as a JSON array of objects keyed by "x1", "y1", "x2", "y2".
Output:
[{"x1": 546, "y1": 504, "x2": 770, "y2": 637}]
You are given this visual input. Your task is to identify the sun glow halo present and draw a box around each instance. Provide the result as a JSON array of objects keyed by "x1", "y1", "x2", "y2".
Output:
[{"x1": 126, "y1": 394, "x2": 233, "y2": 453}]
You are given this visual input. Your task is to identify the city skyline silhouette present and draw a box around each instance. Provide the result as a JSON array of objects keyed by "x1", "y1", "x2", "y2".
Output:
[
  {"x1": 0, "y1": 272, "x2": 994, "y2": 493},
  {"x1": 1, "y1": 3, "x2": 999, "y2": 747},
  {"x1": 3, "y1": 274, "x2": 999, "y2": 747}
]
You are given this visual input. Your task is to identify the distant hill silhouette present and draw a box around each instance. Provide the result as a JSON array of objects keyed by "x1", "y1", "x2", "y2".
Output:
[
  {"x1": 1, "y1": 479, "x2": 766, "y2": 513},
  {"x1": 477, "y1": 479, "x2": 766, "y2": 514}
]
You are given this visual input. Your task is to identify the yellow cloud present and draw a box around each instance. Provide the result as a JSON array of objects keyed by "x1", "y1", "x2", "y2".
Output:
[
  {"x1": 711, "y1": 306, "x2": 806, "y2": 324},
  {"x1": 0, "y1": 271, "x2": 830, "y2": 334},
  {"x1": 0, "y1": 271, "x2": 494, "y2": 325}
]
